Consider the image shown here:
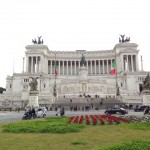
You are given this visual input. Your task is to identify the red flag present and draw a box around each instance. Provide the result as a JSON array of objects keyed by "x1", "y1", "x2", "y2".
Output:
[
  {"x1": 111, "y1": 68, "x2": 116, "y2": 75},
  {"x1": 54, "y1": 63, "x2": 58, "y2": 77},
  {"x1": 111, "y1": 59, "x2": 116, "y2": 75}
]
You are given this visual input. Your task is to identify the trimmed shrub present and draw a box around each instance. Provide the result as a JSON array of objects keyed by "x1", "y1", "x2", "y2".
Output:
[
  {"x1": 3, "y1": 117, "x2": 85, "y2": 133},
  {"x1": 99, "y1": 140, "x2": 150, "y2": 150},
  {"x1": 127, "y1": 122, "x2": 150, "y2": 130},
  {"x1": 71, "y1": 139, "x2": 87, "y2": 145}
]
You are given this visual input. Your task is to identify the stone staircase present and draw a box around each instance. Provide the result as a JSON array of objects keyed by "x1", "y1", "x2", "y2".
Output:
[{"x1": 52, "y1": 97, "x2": 124, "y2": 110}]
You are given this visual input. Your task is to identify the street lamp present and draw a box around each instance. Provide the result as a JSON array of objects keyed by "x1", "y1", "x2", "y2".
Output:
[
  {"x1": 116, "y1": 83, "x2": 120, "y2": 97},
  {"x1": 53, "y1": 81, "x2": 57, "y2": 97},
  {"x1": 115, "y1": 53, "x2": 120, "y2": 98},
  {"x1": 53, "y1": 52, "x2": 57, "y2": 101}
]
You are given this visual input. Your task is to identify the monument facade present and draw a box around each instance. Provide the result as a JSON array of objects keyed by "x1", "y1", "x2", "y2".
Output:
[{"x1": 0, "y1": 36, "x2": 149, "y2": 107}]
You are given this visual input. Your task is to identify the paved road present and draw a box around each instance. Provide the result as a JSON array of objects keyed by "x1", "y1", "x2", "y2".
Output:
[{"x1": 0, "y1": 110, "x2": 144, "y2": 123}]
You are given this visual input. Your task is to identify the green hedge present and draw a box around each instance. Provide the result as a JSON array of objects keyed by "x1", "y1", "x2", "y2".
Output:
[
  {"x1": 100, "y1": 140, "x2": 150, "y2": 150},
  {"x1": 121, "y1": 122, "x2": 150, "y2": 130},
  {"x1": 3, "y1": 117, "x2": 85, "y2": 133}
]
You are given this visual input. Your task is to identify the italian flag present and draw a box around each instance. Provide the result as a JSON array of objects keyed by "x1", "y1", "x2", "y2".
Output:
[
  {"x1": 111, "y1": 59, "x2": 116, "y2": 75},
  {"x1": 54, "y1": 63, "x2": 58, "y2": 77}
]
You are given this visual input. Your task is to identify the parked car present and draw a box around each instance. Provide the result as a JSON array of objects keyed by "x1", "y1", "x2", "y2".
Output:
[
  {"x1": 134, "y1": 105, "x2": 149, "y2": 112},
  {"x1": 39, "y1": 107, "x2": 48, "y2": 112},
  {"x1": 36, "y1": 108, "x2": 46, "y2": 118},
  {"x1": 105, "y1": 108, "x2": 128, "y2": 115},
  {"x1": 22, "y1": 108, "x2": 46, "y2": 120}
]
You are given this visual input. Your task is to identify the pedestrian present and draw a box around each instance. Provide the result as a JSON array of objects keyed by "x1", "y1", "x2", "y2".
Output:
[
  {"x1": 144, "y1": 106, "x2": 149, "y2": 115},
  {"x1": 32, "y1": 107, "x2": 36, "y2": 118},
  {"x1": 56, "y1": 107, "x2": 61, "y2": 116},
  {"x1": 18, "y1": 107, "x2": 20, "y2": 112},
  {"x1": 60, "y1": 107, "x2": 65, "y2": 116}
]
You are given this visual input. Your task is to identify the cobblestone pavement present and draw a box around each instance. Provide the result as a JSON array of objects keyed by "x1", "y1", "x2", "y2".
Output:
[{"x1": 0, "y1": 110, "x2": 144, "y2": 123}]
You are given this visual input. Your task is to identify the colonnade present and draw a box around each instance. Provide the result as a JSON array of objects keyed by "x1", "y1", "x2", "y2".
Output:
[
  {"x1": 48, "y1": 59, "x2": 115, "y2": 75},
  {"x1": 26, "y1": 56, "x2": 41, "y2": 73},
  {"x1": 123, "y1": 55, "x2": 137, "y2": 72},
  {"x1": 26, "y1": 54, "x2": 138, "y2": 74}
]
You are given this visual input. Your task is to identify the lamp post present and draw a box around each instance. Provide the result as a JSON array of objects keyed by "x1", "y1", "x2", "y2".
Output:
[
  {"x1": 53, "y1": 52, "x2": 57, "y2": 101},
  {"x1": 115, "y1": 53, "x2": 120, "y2": 98}
]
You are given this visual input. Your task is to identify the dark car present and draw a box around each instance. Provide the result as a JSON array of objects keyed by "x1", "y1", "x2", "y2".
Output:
[
  {"x1": 134, "y1": 105, "x2": 148, "y2": 112},
  {"x1": 105, "y1": 108, "x2": 128, "y2": 115}
]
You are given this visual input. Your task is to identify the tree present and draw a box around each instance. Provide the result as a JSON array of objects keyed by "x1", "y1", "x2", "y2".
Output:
[{"x1": 0, "y1": 87, "x2": 6, "y2": 94}]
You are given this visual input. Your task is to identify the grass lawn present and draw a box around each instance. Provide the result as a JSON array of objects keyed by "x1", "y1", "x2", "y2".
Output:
[{"x1": 0, "y1": 116, "x2": 150, "y2": 150}]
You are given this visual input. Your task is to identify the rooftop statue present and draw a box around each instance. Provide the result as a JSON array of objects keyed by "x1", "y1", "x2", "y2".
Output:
[
  {"x1": 29, "y1": 77, "x2": 39, "y2": 91},
  {"x1": 32, "y1": 36, "x2": 44, "y2": 44},
  {"x1": 119, "y1": 34, "x2": 130, "y2": 43},
  {"x1": 80, "y1": 54, "x2": 86, "y2": 66},
  {"x1": 143, "y1": 73, "x2": 150, "y2": 90}
]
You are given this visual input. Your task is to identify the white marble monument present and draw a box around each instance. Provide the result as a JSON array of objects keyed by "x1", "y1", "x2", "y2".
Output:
[{"x1": 1, "y1": 35, "x2": 149, "y2": 106}]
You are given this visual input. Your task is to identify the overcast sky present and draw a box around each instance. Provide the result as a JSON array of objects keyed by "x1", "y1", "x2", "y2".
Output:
[{"x1": 0, "y1": 0, "x2": 150, "y2": 87}]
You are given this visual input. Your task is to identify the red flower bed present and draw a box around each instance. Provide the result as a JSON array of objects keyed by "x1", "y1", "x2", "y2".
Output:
[
  {"x1": 67, "y1": 114, "x2": 129, "y2": 125},
  {"x1": 73, "y1": 116, "x2": 79, "y2": 124},
  {"x1": 79, "y1": 115, "x2": 84, "y2": 124},
  {"x1": 85, "y1": 115, "x2": 90, "y2": 125},
  {"x1": 90, "y1": 115, "x2": 97, "y2": 125},
  {"x1": 67, "y1": 116, "x2": 75, "y2": 124}
]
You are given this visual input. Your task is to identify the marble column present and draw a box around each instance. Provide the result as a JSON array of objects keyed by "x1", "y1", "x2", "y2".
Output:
[
  {"x1": 107, "y1": 60, "x2": 108, "y2": 74},
  {"x1": 63, "y1": 61, "x2": 64, "y2": 75},
  {"x1": 87, "y1": 60, "x2": 88, "y2": 73},
  {"x1": 50, "y1": 60, "x2": 52, "y2": 75},
  {"x1": 71, "y1": 60, "x2": 72, "y2": 75},
  {"x1": 79, "y1": 60, "x2": 80, "y2": 68},
  {"x1": 126, "y1": 55, "x2": 129, "y2": 71},
  {"x1": 67, "y1": 61, "x2": 68, "y2": 75},
  {"x1": 58, "y1": 60, "x2": 60, "y2": 75},
  {"x1": 38, "y1": 57, "x2": 41, "y2": 73},
  {"x1": 122, "y1": 55, "x2": 124, "y2": 71},
  {"x1": 103, "y1": 60, "x2": 104, "y2": 74},
  {"x1": 98, "y1": 60, "x2": 101, "y2": 74},
  {"x1": 95, "y1": 60, "x2": 96, "y2": 74},
  {"x1": 31, "y1": 57, "x2": 33, "y2": 73},
  {"x1": 91, "y1": 60, "x2": 92, "y2": 74},
  {"x1": 136, "y1": 54, "x2": 139, "y2": 71},
  {"x1": 131, "y1": 55, "x2": 134, "y2": 72},
  {"x1": 36, "y1": 56, "x2": 38, "y2": 73},
  {"x1": 110, "y1": 59, "x2": 113, "y2": 70},
  {"x1": 141, "y1": 55, "x2": 143, "y2": 71},
  {"x1": 75, "y1": 61, "x2": 76, "y2": 75}
]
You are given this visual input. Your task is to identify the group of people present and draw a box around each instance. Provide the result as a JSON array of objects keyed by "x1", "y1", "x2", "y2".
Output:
[
  {"x1": 24, "y1": 106, "x2": 36, "y2": 119},
  {"x1": 56, "y1": 107, "x2": 65, "y2": 116},
  {"x1": 144, "y1": 106, "x2": 150, "y2": 115}
]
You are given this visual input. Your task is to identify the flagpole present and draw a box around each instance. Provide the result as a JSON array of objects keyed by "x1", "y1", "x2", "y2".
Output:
[
  {"x1": 115, "y1": 53, "x2": 120, "y2": 99},
  {"x1": 55, "y1": 53, "x2": 56, "y2": 85},
  {"x1": 53, "y1": 52, "x2": 57, "y2": 101}
]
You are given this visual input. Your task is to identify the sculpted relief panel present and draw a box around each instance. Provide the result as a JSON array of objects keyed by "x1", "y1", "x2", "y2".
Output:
[
  {"x1": 107, "y1": 87, "x2": 116, "y2": 94},
  {"x1": 88, "y1": 84, "x2": 106, "y2": 93},
  {"x1": 60, "y1": 83, "x2": 116, "y2": 94},
  {"x1": 61, "y1": 84, "x2": 80, "y2": 94}
]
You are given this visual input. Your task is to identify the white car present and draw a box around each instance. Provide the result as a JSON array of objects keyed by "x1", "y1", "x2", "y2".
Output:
[
  {"x1": 40, "y1": 107, "x2": 48, "y2": 112},
  {"x1": 36, "y1": 108, "x2": 46, "y2": 118}
]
